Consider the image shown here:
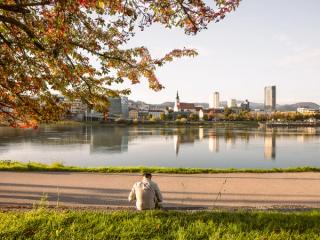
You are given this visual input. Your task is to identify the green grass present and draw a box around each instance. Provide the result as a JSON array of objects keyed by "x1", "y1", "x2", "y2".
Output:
[
  {"x1": 0, "y1": 209, "x2": 320, "y2": 239},
  {"x1": 1, "y1": 160, "x2": 320, "y2": 174}
]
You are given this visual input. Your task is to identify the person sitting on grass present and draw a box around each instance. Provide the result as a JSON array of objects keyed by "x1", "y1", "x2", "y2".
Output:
[{"x1": 128, "y1": 172, "x2": 163, "y2": 210}]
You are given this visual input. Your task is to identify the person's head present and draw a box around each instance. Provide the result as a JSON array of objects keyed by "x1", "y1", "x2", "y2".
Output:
[{"x1": 143, "y1": 172, "x2": 152, "y2": 179}]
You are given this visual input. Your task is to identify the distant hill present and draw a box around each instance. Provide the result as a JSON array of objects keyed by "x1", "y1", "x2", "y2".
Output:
[
  {"x1": 249, "y1": 101, "x2": 320, "y2": 111},
  {"x1": 159, "y1": 102, "x2": 174, "y2": 108},
  {"x1": 277, "y1": 102, "x2": 320, "y2": 111},
  {"x1": 193, "y1": 103, "x2": 209, "y2": 108},
  {"x1": 249, "y1": 102, "x2": 265, "y2": 110},
  {"x1": 222, "y1": 101, "x2": 319, "y2": 111},
  {"x1": 159, "y1": 102, "x2": 209, "y2": 108},
  {"x1": 130, "y1": 99, "x2": 319, "y2": 111}
]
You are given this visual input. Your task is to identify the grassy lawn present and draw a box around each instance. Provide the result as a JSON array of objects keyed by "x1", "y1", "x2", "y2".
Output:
[
  {"x1": 1, "y1": 160, "x2": 320, "y2": 174},
  {"x1": 0, "y1": 209, "x2": 319, "y2": 239}
]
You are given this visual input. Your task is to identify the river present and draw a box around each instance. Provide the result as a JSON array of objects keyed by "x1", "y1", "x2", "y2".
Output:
[{"x1": 0, "y1": 125, "x2": 319, "y2": 169}]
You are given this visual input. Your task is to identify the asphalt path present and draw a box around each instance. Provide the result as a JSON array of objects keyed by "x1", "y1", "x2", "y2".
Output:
[{"x1": 1, "y1": 172, "x2": 320, "y2": 210}]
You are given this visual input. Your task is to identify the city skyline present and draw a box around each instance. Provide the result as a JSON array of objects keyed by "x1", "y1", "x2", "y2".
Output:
[
  {"x1": 117, "y1": 0, "x2": 320, "y2": 105},
  {"x1": 129, "y1": 86, "x2": 318, "y2": 107}
]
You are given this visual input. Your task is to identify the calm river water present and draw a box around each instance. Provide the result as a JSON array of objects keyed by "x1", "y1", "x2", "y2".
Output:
[{"x1": 0, "y1": 125, "x2": 319, "y2": 169}]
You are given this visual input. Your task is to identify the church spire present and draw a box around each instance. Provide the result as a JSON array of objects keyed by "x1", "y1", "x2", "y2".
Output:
[{"x1": 174, "y1": 91, "x2": 180, "y2": 112}]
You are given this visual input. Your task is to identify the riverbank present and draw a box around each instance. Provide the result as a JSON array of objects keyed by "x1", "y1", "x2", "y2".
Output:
[
  {"x1": 1, "y1": 161, "x2": 320, "y2": 174},
  {"x1": 41, "y1": 119, "x2": 260, "y2": 127},
  {"x1": 1, "y1": 209, "x2": 319, "y2": 239},
  {"x1": 43, "y1": 119, "x2": 320, "y2": 128}
]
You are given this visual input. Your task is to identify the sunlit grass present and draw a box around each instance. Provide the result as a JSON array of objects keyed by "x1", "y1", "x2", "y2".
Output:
[
  {"x1": 0, "y1": 209, "x2": 319, "y2": 239},
  {"x1": 0, "y1": 160, "x2": 320, "y2": 174}
]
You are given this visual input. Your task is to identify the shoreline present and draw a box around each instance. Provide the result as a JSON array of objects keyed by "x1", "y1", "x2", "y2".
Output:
[
  {"x1": 36, "y1": 120, "x2": 320, "y2": 129},
  {"x1": 1, "y1": 161, "x2": 320, "y2": 174},
  {"x1": 39, "y1": 120, "x2": 260, "y2": 127}
]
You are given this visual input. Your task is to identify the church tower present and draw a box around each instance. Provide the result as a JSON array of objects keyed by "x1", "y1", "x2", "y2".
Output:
[{"x1": 174, "y1": 91, "x2": 180, "y2": 112}]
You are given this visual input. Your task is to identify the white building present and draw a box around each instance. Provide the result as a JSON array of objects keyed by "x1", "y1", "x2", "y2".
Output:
[
  {"x1": 65, "y1": 99, "x2": 87, "y2": 114},
  {"x1": 148, "y1": 110, "x2": 164, "y2": 119},
  {"x1": 174, "y1": 91, "x2": 196, "y2": 112},
  {"x1": 228, "y1": 99, "x2": 237, "y2": 108},
  {"x1": 297, "y1": 108, "x2": 319, "y2": 114},
  {"x1": 209, "y1": 92, "x2": 220, "y2": 108}
]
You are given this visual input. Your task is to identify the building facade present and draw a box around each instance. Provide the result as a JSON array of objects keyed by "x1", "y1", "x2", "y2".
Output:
[
  {"x1": 264, "y1": 86, "x2": 276, "y2": 112},
  {"x1": 66, "y1": 99, "x2": 87, "y2": 114},
  {"x1": 240, "y1": 100, "x2": 250, "y2": 111},
  {"x1": 174, "y1": 91, "x2": 196, "y2": 112},
  {"x1": 297, "y1": 108, "x2": 319, "y2": 114},
  {"x1": 148, "y1": 109, "x2": 164, "y2": 119},
  {"x1": 228, "y1": 99, "x2": 237, "y2": 108},
  {"x1": 128, "y1": 108, "x2": 139, "y2": 119},
  {"x1": 209, "y1": 92, "x2": 220, "y2": 108},
  {"x1": 108, "y1": 96, "x2": 129, "y2": 118},
  {"x1": 121, "y1": 97, "x2": 129, "y2": 118}
]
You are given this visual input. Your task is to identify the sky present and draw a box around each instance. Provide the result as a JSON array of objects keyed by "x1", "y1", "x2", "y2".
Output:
[{"x1": 117, "y1": 0, "x2": 320, "y2": 104}]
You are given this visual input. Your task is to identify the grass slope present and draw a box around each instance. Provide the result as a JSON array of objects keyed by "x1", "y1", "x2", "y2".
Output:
[
  {"x1": 0, "y1": 209, "x2": 320, "y2": 239},
  {"x1": 1, "y1": 160, "x2": 320, "y2": 174}
]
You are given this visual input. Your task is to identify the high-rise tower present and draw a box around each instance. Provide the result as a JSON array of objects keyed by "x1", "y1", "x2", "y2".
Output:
[
  {"x1": 209, "y1": 92, "x2": 220, "y2": 108},
  {"x1": 264, "y1": 86, "x2": 276, "y2": 111}
]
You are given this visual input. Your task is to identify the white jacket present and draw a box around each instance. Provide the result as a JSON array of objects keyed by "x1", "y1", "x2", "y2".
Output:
[{"x1": 128, "y1": 177, "x2": 163, "y2": 210}]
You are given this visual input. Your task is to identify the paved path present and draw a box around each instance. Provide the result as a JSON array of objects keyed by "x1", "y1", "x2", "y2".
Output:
[{"x1": 1, "y1": 172, "x2": 320, "y2": 210}]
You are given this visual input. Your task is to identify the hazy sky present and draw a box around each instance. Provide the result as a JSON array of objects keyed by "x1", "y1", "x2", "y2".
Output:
[{"x1": 118, "y1": 0, "x2": 320, "y2": 104}]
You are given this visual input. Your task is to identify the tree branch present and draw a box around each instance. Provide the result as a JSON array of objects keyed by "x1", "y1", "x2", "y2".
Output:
[
  {"x1": 0, "y1": 32, "x2": 13, "y2": 49},
  {"x1": 0, "y1": 15, "x2": 45, "y2": 50},
  {"x1": 69, "y1": 40, "x2": 136, "y2": 68},
  {"x1": 0, "y1": 1, "x2": 52, "y2": 13}
]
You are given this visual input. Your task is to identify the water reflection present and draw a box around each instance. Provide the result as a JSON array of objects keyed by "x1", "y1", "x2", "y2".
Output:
[
  {"x1": 208, "y1": 129, "x2": 219, "y2": 153},
  {"x1": 0, "y1": 126, "x2": 319, "y2": 168},
  {"x1": 264, "y1": 131, "x2": 276, "y2": 160},
  {"x1": 0, "y1": 126, "x2": 133, "y2": 154},
  {"x1": 171, "y1": 127, "x2": 320, "y2": 160},
  {"x1": 208, "y1": 135, "x2": 219, "y2": 153},
  {"x1": 173, "y1": 128, "x2": 200, "y2": 155},
  {"x1": 173, "y1": 128, "x2": 221, "y2": 154},
  {"x1": 296, "y1": 128, "x2": 317, "y2": 143},
  {"x1": 90, "y1": 127, "x2": 129, "y2": 153}
]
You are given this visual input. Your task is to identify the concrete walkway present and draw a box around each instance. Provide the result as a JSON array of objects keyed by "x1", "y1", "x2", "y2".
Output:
[{"x1": 1, "y1": 172, "x2": 320, "y2": 210}]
